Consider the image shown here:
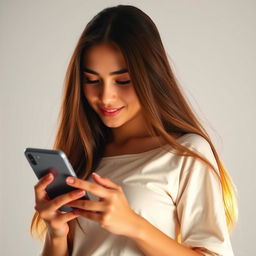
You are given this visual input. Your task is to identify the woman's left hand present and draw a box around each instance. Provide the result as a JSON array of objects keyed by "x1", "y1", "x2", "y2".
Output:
[{"x1": 65, "y1": 173, "x2": 141, "y2": 237}]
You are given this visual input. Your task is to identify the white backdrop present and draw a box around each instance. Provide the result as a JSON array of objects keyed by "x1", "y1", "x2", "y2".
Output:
[{"x1": 1, "y1": 0, "x2": 255, "y2": 255}]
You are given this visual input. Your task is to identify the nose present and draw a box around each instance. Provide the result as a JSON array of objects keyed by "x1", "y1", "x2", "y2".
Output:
[{"x1": 99, "y1": 81, "x2": 117, "y2": 105}]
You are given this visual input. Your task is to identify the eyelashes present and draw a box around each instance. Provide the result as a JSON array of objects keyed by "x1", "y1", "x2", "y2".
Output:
[
  {"x1": 85, "y1": 79, "x2": 99, "y2": 84},
  {"x1": 116, "y1": 80, "x2": 131, "y2": 85},
  {"x1": 84, "y1": 79, "x2": 131, "y2": 85}
]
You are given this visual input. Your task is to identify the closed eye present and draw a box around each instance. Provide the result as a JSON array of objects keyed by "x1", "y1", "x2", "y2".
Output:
[
  {"x1": 116, "y1": 80, "x2": 130, "y2": 85},
  {"x1": 84, "y1": 79, "x2": 131, "y2": 85},
  {"x1": 85, "y1": 79, "x2": 99, "y2": 84}
]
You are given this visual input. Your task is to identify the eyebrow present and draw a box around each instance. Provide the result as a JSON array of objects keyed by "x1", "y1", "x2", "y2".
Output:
[{"x1": 82, "y1": 68, "x2": 129, "y2": 76}]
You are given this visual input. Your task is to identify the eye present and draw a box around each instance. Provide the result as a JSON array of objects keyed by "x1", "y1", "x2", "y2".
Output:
[
  {"x1": 84, "y1": 79, "x2": 131, "y2": 85},
  {"x1": 116, "y1": 80, "x2": 131, "y2": 85},
  {"x1": 84, "y1": 79, "x2": 100, "y2": 84}
]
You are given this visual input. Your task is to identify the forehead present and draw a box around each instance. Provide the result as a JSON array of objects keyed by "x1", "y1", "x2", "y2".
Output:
[{"x1": 82, "y1": 43, "x2": 127, "y2": 69}]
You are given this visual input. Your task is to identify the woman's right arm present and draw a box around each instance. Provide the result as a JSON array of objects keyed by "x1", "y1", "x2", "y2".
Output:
[
  {"x1": 41, "y1": 232, "x2": 69, "y2": 256},
  {"x1": 34, "y1": 172, "x2": 85, "y2": 256}
]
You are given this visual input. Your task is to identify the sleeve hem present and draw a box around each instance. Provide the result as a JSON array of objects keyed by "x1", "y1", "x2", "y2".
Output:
[{"x1": 183, "y1": 241, "x2": 234, "y2": 256}]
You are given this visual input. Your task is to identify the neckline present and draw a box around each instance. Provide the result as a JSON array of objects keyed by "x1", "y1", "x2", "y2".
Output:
[
  {"x1": 100, "y1": 143, "x2": 171, "y2": 161},
  {"x1": 100, "y1": 133, "x2": 191, "y2": 161}
]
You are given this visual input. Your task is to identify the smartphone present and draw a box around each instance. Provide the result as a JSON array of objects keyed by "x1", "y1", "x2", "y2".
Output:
[{"x1": 24, "y1": 147, "x2": 89, "y2": 212}]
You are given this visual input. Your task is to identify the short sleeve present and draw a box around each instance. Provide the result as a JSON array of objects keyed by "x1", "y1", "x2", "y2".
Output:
[{"x1": 175, "y1": 136, "x2": 234, "y2": 256}]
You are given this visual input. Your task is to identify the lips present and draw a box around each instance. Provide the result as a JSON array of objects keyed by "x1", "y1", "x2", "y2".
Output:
[
  {"x1": 99, "y1": 106, "x2": 124, "y2": 116},
  {"x1": 100, "y1": 107, "x2": 123, "y2": 112}
]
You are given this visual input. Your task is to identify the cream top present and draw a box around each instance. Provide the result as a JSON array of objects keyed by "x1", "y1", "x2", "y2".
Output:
[{"x1": 60, "y1": 133, "x2": 234, "y2": 256}]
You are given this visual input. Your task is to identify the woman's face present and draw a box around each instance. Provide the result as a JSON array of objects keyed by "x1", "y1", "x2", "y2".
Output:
[{"x1": 81, "y1": 43, "x2": 141, "y2": 129}]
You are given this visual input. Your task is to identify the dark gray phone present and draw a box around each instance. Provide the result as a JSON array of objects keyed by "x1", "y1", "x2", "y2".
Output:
[{"x1": 24, "y1": 147, "x2": 89, "y2": 212}]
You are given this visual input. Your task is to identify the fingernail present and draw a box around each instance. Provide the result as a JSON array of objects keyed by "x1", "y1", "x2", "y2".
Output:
[
  {"x1": 93, "y1": 172, "x2": 100, "y2": 177},
  {"x1": 67, "y1": 177, "x2": 75, "y2": 184},
  {"x1": 76, "y1": 190, "x2": 85, "y2": 196},
  {"x1": 46, "y1": 173, "x2": 52, "y2": 180}
]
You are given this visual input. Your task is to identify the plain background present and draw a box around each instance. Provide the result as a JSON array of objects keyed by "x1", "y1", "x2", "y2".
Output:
[{"x1": 1, "y1": 0, "x2": 255, "y2": 255}]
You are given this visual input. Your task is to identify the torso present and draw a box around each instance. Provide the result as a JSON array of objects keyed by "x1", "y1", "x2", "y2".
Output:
[{"x1": 103, "y1": 133, "x2": 184, "y2": 157}]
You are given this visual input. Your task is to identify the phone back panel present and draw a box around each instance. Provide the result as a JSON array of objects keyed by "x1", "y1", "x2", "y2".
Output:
[{"x1": 24, "y1": 147, "x2": 89, "y2": 212}]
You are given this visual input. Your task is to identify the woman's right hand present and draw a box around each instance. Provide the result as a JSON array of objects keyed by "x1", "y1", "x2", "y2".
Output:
[{"x1": 34, "y1": 172, "x2": 85, "y2": 238}]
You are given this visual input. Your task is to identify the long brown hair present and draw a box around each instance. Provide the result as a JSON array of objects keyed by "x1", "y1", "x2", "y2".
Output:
[{"x1": 30, "y1": 4, "x2": 238, "y2": 242}]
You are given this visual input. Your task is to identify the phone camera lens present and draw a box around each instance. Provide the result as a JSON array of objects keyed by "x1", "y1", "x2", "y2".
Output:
[{"x1": 28, "y1": 153, "x2": 37, "y2": 165}]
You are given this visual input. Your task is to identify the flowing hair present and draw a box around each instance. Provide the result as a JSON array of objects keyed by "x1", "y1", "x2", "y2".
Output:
[{"x1": 30, "y1": 4, "x2": 238, "y2": 244}]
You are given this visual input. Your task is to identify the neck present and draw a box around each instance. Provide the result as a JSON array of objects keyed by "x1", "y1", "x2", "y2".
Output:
[{"x1": 110, "y1": 112, "x2": 152, "y2": 146}]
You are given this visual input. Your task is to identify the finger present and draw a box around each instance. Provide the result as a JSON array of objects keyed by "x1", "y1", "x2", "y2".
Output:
[
  {"x1": 73, "y1": 209, "x2": 102, "y2": 222},
  {"x1": 47, "y1": 189, "x2": 86, "y2": 212},
  {"x1": 66, "y1": 177, "x2": 110, "y2": 199},
  {"x1": 34, "y1": 173, "x2": 54, "y2": 202},
  {"x1": 66, "y1": 199, "x2": 106, "y2": 212},
  {"x1": 92, "y1": 173, "x2": 121, "y2": 190},
  {"x1": 53, "y1": 210, "x2": 81, "y2": 224}
]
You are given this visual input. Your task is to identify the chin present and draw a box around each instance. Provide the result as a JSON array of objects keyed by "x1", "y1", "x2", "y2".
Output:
[
  {"x1": 103, "y1": 122, "x2": 123, "y2": 128},
  {"x1": 101, "y1": 118, "x2": 126, "y2": 128}
]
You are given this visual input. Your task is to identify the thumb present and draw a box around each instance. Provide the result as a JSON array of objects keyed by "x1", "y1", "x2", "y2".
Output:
[{"x1": 92, "y1": 172, "x2": 120, "y2": 190}]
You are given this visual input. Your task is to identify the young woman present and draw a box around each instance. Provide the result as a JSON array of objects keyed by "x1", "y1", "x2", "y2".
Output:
[{"x1": 31, "y1": 5, "x2": 238, "y2": 256}]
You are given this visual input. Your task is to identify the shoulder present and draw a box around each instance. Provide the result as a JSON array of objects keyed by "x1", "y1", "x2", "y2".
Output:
[
  {"x1": 178, "y1": 133, "x2": 218, "y2": 170},
  {"x1": 179, "y1": 133, "x2": 213, "y2": 155},
  {"x1": 179, "y1": 133, "x2": 210, "y2": 148}
]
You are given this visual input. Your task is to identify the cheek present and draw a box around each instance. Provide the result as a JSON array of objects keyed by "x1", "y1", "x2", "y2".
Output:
[
  {"x1": 121, "y1": 87, "x2": 140, "y2": 105},
  {"x1": 83, "y1": 86, "x2": 97, "y2": 101}
]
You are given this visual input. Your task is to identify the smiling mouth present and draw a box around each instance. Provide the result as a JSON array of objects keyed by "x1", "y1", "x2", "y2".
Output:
[
  {"x1": 101, "y1": 106, "x2": 123, "y2": 111},
  {"x1": 100, "y1": 106, "x2": 124, "y2": 116}
]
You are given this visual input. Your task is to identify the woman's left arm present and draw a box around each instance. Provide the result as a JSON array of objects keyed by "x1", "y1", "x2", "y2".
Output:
[
  {"x1": 65, "y1": 173, "x2": 203, "y2": 256},
  {"x1": 126, "y1": 213, "x2": 204, "y2": 256}
]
